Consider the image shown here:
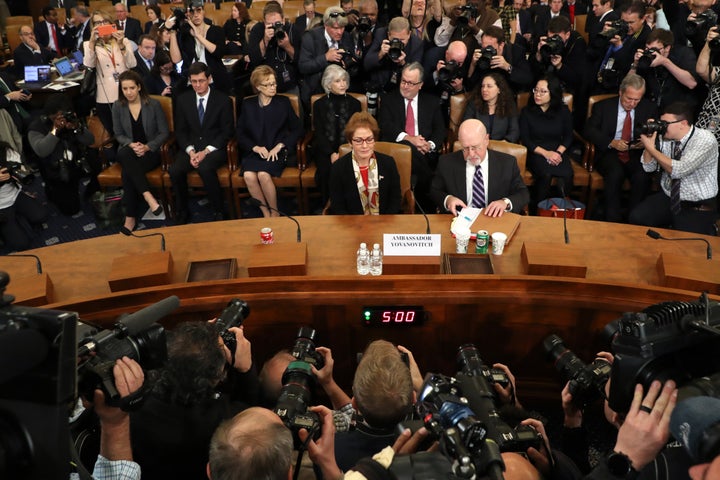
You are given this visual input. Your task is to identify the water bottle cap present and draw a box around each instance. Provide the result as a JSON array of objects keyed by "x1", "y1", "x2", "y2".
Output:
[
  {"x1": 360, "y1": 242, "x2": 367, "y2": 248},
  {"x1": 373, "y1": 243, "x2": 380, "y2": 249}
]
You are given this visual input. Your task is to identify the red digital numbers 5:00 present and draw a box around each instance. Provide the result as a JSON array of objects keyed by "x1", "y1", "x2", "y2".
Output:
[{"x1": 382, "y1": 311, "x2": 416, "y2": 323}]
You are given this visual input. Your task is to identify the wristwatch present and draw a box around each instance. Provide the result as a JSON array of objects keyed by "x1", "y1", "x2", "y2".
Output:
[{"x1": 606, "y1": 451, "x2": 639, "y2": 479}]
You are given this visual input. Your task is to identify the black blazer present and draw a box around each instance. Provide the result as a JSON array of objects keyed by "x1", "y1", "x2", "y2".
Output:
[
  {"x1": 174, "y1": 88, "x2": 234, "y2": 152},
  {"x1": 430, "y1": 149, "x2": 529, "y2": 213},
  {"x1": 312, "y1": 93, "x2": 362, "y2": 161},
  {"x1": 329, "y1": 151, "x2": 402, "y2": 215},
  {"x1": 176, "y1": 25, "x2": 232, "y2": 93},
  {"x1": 462, "y1": 102, "x2": 520, "y2": 143},
  {"x1": 298, "y1": 27, "x2": 356, "y2": 103},
  {"x1": 377, "y1": 90, "x2": 446, "y2": 151},
  {"x1": 363, "y1": 26, "x2": 424, "y2": 90},
  {"x1": 34, "y1": 21, "x2": 69, "y2": 52},
  {"x1": 294, "y1": 14, "x2": 312, "y2": 35},
  {"x1": 236, "y1": 95, "x2": 302, "y2": 154},
  {"x1": 111, "y1": 97, "x2": 169, "y2": 152},
  {"x1": 583, "y1": 96, "x2": 657, "y2": 162},
  {"x1": 12, "y1": 43, "x2": 55, "y2": 77},
  {"x1": 117, "y1": 17, "x2": 143, "y2": 43}
]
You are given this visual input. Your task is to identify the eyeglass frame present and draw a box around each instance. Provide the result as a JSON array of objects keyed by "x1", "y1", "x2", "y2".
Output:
[{"x1": 351, "y1": 136, "x2": 376, "y2": 145}]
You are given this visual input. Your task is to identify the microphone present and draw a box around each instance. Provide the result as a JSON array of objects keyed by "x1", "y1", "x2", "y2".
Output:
[
  {"x1": 120, "y1": 226, "x2": 166, "y2": 252},
  {"x1": 646, "y1": 229, "x2": 712, "y2": 260},
  {"x1": 670, "y1": 396, "x2": 720, "y2": 462},
  {"x1": 77, "y1": 295, "x2": 180, "y2": 356},
  {"x1": 557, "y1": 178, "x2": 569, "y2": 244},
  {"x1": 410, "y1": 175, "x2": 431, "y2": 235},
  {"x1": 248, "y1": 198, "x2": 302, "y2": 242},
  {"x1": 8, "y1": 253, "x2": 43, "y2": 274}
]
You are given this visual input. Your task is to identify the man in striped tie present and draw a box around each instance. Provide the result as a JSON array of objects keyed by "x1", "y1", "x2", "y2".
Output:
[{"x1": 430, "y1": 118, "x2": 529, "y2": 217}]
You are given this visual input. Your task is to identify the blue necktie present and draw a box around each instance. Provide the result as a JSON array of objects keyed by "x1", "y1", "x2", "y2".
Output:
[
  {"x1": 198, "y1": 98, "x2": 205, "y2": 125},
  {"x1": 471, "y1": 165, "x2": 486, "y2": 208}
]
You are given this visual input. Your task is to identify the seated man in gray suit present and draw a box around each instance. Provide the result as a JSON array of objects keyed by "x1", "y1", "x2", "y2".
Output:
[{"x1": 430, "y1": 118, "x2": 529, "y2": 217}]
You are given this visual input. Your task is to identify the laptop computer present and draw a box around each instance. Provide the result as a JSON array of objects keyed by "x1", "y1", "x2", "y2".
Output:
[
  {"x1": 71, "y1": 49, "x2": 84, "y2": 66},
  {"x1": 23, "y1": 65, "x2": 52, "y2": 88},
  {"x1": 53, "y1": 56, "x2": 85, "y2": 81}
]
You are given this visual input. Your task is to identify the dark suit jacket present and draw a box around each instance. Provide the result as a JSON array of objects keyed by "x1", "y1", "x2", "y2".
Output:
[
  {"x1": 236, "y1": 95, "x2": 302, "y2": 154},
  {"x1": 294, "y1": 14, "x2": 312, "y2": 35},
  {"x1": 34, "y1": 20, "x2": 69, "y2": 52},
  {"x1": 177, "y1": 24, "x2": 232, "y2": 93},
  {"x1": 583, "y1": 96, "x2": 657, "y2": 162},
  {"x1": 363, "y1": 27, "x2": 423, "y2": 91},
  {"x1": 430, "y1": 149, "x2": 529, "y2": 213},
  {"x1": 66, "y1": 19, "x2": 91, "y2": 51},
  {"x1": 133, "y1": 50, "x2": 154, "y2": 78},
  {"x1": 117, "y1": 17, "x2": 143, "y2": 43},
  {"x1": 377, "y1": 90, "x2": 446, "y2": 151},
  {"x1": 111, "y1": 97, "x2": 169, "y2": 152},
  {"x1": 462, "y1": 103, "x2": 520, "y2": 143},
  {"x1": 329, "y1": 151, "x2": 402, "y2": 215},
  {"x1": 12, "y1": 43, "x2": 55, "y2": 77},
  {"x1": 604, "y1": 23, "x2": 651, "y2": 80},
  {"x1": 533, "y1": 11, "x2": 569, "y2": 38},
  {"x1": 174, "y1": 88, "x2": 234, "y2": 152},
  {"x1": 586, "y1": 9, "x2": 619, "y2": 50},
  {"x1": 298, "y1": 27, "x2": 356, "y2": 103}
]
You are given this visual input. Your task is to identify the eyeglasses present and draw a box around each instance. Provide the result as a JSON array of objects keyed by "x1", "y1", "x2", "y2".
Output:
[
  {"x1": 94, "y1": 20, "x2": 110, "y2": 25},
  {"x1": 532, "y1": 88, "x2": 549, "y2": 95},
  {"x1": 259, "y1": 82, "x2": 277, "y2": 88},
  {"x1": 462, "y1": 145, "x2": 485, "y2": 154},
  {"x1": 351, "y1": 136, "x2": 375, "y2": 145},
  {"x1": 400, "y1": 79, "x2": 422, "y2": 87},
  {"x1": 328, "y1": 11, "x2": 347, "y2": 17}
]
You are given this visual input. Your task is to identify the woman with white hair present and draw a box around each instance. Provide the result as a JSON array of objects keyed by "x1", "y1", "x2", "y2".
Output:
[{"x1": 312, "y1": 64, "x2": 362, "y2": 205}]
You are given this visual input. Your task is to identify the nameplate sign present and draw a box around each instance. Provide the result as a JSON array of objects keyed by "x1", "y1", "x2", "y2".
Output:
[{"x1": 384, "y1": 234, "x2": 442, "y2": 256}]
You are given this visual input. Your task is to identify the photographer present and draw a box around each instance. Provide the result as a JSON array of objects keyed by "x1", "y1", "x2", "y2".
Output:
[
  {"x1": 27, "y1": 96, "x2": 97, "y2": 216},
  {"x1": 594, "y1": 1, "x2": 651, "y2": 94},
  {"x1": 695, "y1": 25, "x2": 720, "y2": 145},
  {"x1": 629, "y1": 29, "x2": 699, "y2": 110},
  {"x1": 670, "y1": 0, "x2": 717, "y2": 57},
  {"x1": 467, "y1": 26, "x2": 533, "y2": 93},
  {"x1": 431, "y1": 40, "x2": 468, "y2": 97},
  {"x1": 532, "y1": 16, "x2": 588, "y2": 101},
  {"x1": 0, "y1": 142, "x2": 46, "y2": 251},
  {"x1": 363, "y1": 16, "x2": 423, "y2": 93},
  {"x1": 130, "y1": 321, "x2": 258, "y2": 480},
  {"x1": 247, "y1": 1, "x2": 301, "y2": 95},
  {"x1": 630, "y1": 102, "x2": 719, "y2": 235},
  {"x1": 433, "y1": 0, "x2": 502, "y2": 50}
]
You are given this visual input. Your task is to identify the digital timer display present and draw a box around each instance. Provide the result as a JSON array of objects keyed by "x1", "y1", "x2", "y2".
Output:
[{"x1": 362, "y1": 306, "x2": 427, "y2": 326}]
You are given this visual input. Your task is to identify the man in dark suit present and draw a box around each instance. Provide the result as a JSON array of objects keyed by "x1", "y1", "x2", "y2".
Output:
[
  {"x1": 363, "y1": 16, "x2": 423, "y2": 93},
  {"x1": 34, "y1": 6, "x2": 69, "y2": 56},
  {"x1": 467, "y1": 26, "x2": 533, "y2": 93},
  {"x1": 533, "y1": 0, "x2": 568, "y2": 41},
  {"x1": 298, "y1": 6, "x2": 360, "y2": 107},
  {"x1": 133, "y1": 34, "x2": 157, "y2": 78},
  {"x1": 431, "y1": 118, "x2": 529, "y2": 216},
  {"x1": 67, "y1": 6, "x2": 92, "y2": 52},
  {"x1": 169, "y1": 62, "x2": 234, "y2": 223},
  {"x1": 512, "y1": 0, "x2": 534, "y2": 48},
  {"x1": 586, "y1": 0, "x2": 618, "y2": 75},
  {"x1": 114, "y1": 3, "x2": 143, "y2": 43},
  {"x1": 13, "y1": 25, "x2": 56, "y2": 76},
  {"x1": 584, "y1": 73, "x2": 656, "y2": 222},
  {"x1": 377, "y1": 62, "x2": 445, "y2": 210},
  {"x1": 294, "y1": 0, "x2": 317, "y2": 35}
]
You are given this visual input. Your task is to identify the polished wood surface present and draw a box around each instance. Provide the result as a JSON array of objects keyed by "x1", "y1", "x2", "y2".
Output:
[{"x1": 3, "y1": 215, "x2": 718, "y2": 405}]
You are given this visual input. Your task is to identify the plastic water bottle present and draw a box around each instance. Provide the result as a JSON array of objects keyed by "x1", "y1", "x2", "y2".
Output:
[
  {"x1": 357, "y1": 243, "x2": 370, "y2": 275},
  {"x1": 370, "y1": 243, "x2": 383, "y2": 276}
]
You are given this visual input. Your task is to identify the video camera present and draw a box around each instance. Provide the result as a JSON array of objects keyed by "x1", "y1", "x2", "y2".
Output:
[
  {"x1": 0, "y1": 272, "x2": 178, "y2": 480},
  {"x1": 598, "y1": 19, "x2": 629, "y2": 40},
  {"x1": 273, "y1": 326, "x2": 324, "y2": 449},
  {"x1": 457, "y1": 4, "x2": 479, "y2": 24},
  {"x1": 215, "y1": 298, "x2": 249, "y2": 359},
  {"x1": 544, "y1": 334, "x2": 612, "y2": 408},
  {"x1": 606, "y1": 294, "x2": 720, "y2": 413}
]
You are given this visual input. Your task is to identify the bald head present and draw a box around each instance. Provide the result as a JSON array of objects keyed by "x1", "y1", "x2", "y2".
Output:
[
  {"x1": 446, "y1": 41, "x2": 468, "y2": 65},
  {"x1": 458, "y1": 119, "x2": 490, "y2": 165}
]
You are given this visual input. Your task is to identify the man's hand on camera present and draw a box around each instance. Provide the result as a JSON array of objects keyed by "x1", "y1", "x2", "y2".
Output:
[
  {"x1": 521, "y1": 418, "x2": 554, "y2": 476},
  {"x1": 86, "y1": 357, "x2": 144, "y2": 425},
  {"x1": 393, "y1": 427, "x2": 438, "y2": 454},
  {"x1": 311, "y1": 346, "x2": 335, "y2": 387},
  {"x1": 397, "y1": 345, "x2": 424, "y2": 394},
  {"x1": 223, "y1": 326, "x2": 252, "y2": 372},
  {"x1": 299, "y1": 405, "x2": 343, "y2": 480},
  {"x1": 562, "y1": 382, "x2": 583, "y2": 428},
  {"x1": 493, "y1": 362, "x2": 521, "y2": 407},
  {"x1": 0, "y1": 168, "x2": 10, "y2": 183}
]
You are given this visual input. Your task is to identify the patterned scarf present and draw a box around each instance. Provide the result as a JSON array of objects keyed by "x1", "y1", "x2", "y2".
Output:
[{"x1": 352, "y1": 152, "x2": 380, "y2": 215}]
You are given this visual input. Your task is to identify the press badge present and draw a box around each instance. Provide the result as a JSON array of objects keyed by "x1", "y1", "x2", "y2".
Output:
[{"x1": 112, "y1": 72, "x2": 120, "y2": 82}]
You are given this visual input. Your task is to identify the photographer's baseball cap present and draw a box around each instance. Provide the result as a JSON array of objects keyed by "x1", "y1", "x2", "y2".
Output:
[{"x1": 188, "y1": 0, "x2": 204, "y2": 9}]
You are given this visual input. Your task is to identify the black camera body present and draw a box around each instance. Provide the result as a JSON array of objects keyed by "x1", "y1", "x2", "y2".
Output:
[
  {"x1": 160, "y1": 8, "x2": 187, "y2": 31},
  {"x1": 607, "y1": 296, "x2": 720, "y2": 413},
  {"x1": 540, "y1": 35, "x2": 564, "y2": 63},
  {"x1": 476, "y1": 45, "x2": 497, "y2": 71},
  {"x1": 357, "y1": 16, "x2": 372, "y2": 34},
  {"x1": 457, "y1": 4, "x2": 479, "y2": 24},
  {"x1": 0, "y1": 157, "x2": 34, "y2": 186},
  {"x1": 215, "y1": 298, "x2": 249, "y2": 359},
  {"x1": 639, "y1": 119, "x2": 668, "y2": 136},
  {"x1": 544, "y1": 334, "x2": 612, "y2": 408},
  {"x1": 686, "y1": 10, "x2": 717, "y2": 38},
  {"x1": 636, "y1": 47, "x2": 660, "y2": 71},
  {"x1": 388, "y1": 37, "x2": 405, "y2": 61},
  {"x1": 457, "y1": 344, "x2": 510, "y2": 391},
  {"x1": 438, "y1": 59, "x2": 463, "y2": 86},
  {"x1": 272, "y1": 21, "x2": 287, "y2": 41},
  {"x1": 599, "y1": 19, "x2": 629, "y2": 40}
]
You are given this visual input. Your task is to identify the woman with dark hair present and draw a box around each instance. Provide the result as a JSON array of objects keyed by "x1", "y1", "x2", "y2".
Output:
[
  {"x1": 329, "y1": 112, "x2": 402, "y2": 215},
  {"x1": 312, "y1": 64, "x2": 362, "y2": 205},
  {"x1": 144, "y1": 4, "x2": 163, "y2": 34},
  {"x1": 237, "y1": 65, "x2": 302, "y2": 218},
  {"x1": 463, "y1": 72, "x2": 519, "y2": 142},
  {"x1": 223, "y1": 2, "x2": 251, "y2": 56},
  {"x1": 112, "y1": 70, "x2": 169, "y2": 231},
  {"x1": 144, "y1": 50, "x2": 183, "y2": 97},
  {"x1": 0, "y1": 142, "x2": 47, "y2": 250},
  {"x1": 519, "y1": 75, "x2": 573, "y2": 204}
]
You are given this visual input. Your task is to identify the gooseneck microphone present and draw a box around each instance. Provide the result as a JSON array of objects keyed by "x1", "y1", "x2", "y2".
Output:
[
  {"x1": 249, "y1": 198, "x2": 302, "y2": 242},
  {"x1": 120, "y1": 226, "x2": 166, "y2": 252},
  {"x1": 8, "y1": 254, "x2": 43, "y2": 274},
  {"x1": 410, "y1": 175, "x2": 431, "y2": 235},
  {"x1": 557, "y1": 178, "x2": 570, "y2": 244},
  {"x1": 646, "y1": 229, "x2": 712, "y2": 260}
]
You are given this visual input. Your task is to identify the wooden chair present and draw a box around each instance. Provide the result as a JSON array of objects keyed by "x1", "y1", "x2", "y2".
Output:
[
  {"x1": 6, "y1": 16, "x2": 34, "y2": 26},
  {"x1": 4, "y1": 25, "x2": 23, "y2": 52},
  {"x1": 219, "y1": 2, "x2": 235, "y2": 15},
  {"x1": 96, "y1": 95, "x2": 172, "y2": 215},
  {"x1": 230, "y1": 93, "x2": 302, "y2": 217},
  {"x1": 337, "y1": 142, "x2": 415, "y2": 214},
  {"x1": 129, "y1": 5, "x2": 150, "y2": 26},
  {"x1": 446, "y1": 92, "x2": 469, "y2": 151},
  {"x1": 205, "y1": 9, "x2": 227, "y2": 25},
  {"x1": 574, "y1": 14, "x2": 589, "y2": 43},
  {"x1": 299, "y1": 92, "x2": 368, "y2": 213},
  {"x1": 163, "y1": 96, "x2": 237, "y2": 218}
]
